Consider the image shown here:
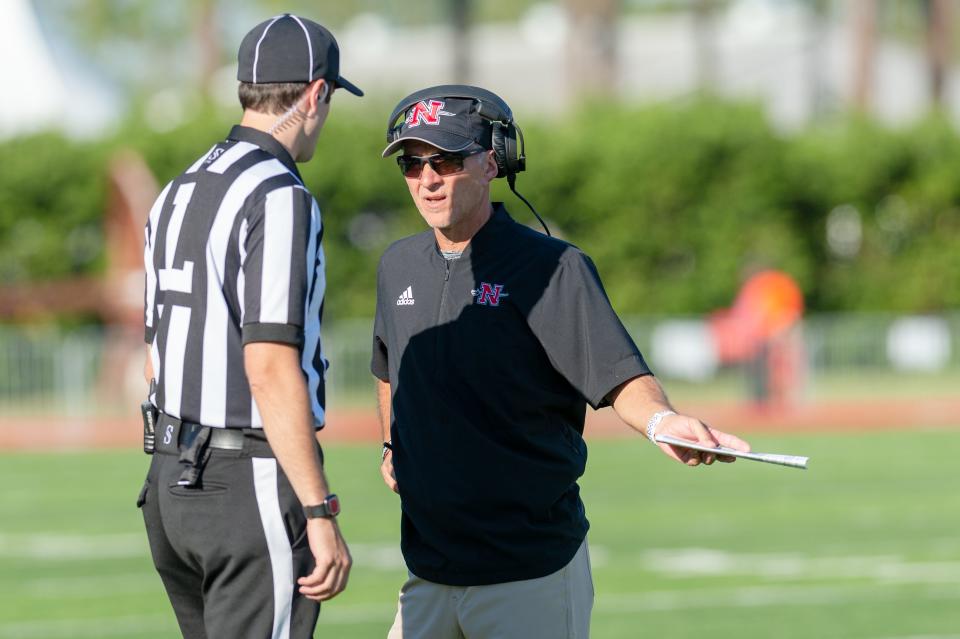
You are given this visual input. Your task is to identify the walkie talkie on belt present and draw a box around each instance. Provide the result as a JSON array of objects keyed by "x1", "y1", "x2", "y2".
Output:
[{"x1": 142, "y1": 378, "x2": 158, "y2": 455}]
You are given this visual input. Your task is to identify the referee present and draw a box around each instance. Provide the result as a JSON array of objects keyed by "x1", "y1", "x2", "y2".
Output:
[{"x1": 138, "y1": 15, "x2": 360, "y2": 638}]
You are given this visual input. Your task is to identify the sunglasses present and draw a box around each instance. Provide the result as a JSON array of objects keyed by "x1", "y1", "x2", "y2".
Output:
[{"x1": 396, "y1": 150, "x2": 483, "y2": 178}]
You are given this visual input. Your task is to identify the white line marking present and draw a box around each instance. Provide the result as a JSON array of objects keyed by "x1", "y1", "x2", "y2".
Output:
[
  {"x1": 642, "y1": 548, "x2": 960, "y2": 584},
  {"x1": 0, "y1": 615, "x2": 174, "y2": 639},
  {"x1": 252, "y1": 15, "x2": 284, "y2": 84},
  {"x1": 2, "y1": 584, "x2": 954, "y2": 637},
  {"x1": 0, "y1": 533, "x2": 147, "y2": 560},
  {"x1": 0, "y1": 534, "x2": 407, "y2": 566},
  {"x1": 287, "y1": 15, "x2": 314, "y2": 82},
  {"x1": 24, "y1": 573, "x2": 160, "y2": 598},
  {"x1": 595, "y1": 583, "x2": 960, "y2": 613},
  {"x1": 346, "y1": 542, "x2": 405, "y2": 570}
]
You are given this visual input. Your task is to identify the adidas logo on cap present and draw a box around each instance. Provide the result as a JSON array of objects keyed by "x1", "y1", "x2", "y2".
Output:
[{"x1": 396, "y1": 286, "x2": 415, "y2": 306}]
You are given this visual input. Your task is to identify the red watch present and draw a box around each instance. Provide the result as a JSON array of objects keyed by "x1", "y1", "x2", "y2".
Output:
[{"x1": 303, "y1": 494, "x2": 340, "y2": 519}]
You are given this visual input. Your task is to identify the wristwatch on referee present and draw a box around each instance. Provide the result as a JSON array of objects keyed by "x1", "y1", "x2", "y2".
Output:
[{"x1": 303, "y1": 494, "x2": 340, "y2": 519}]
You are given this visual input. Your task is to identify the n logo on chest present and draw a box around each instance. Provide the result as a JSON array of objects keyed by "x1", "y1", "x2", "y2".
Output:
[{"x1": 471, "y1": 282, "x2": 509, "y2": 307}]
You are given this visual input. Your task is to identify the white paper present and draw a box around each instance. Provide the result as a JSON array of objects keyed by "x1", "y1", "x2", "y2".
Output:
[{"x1": 654, "y1": 434, "x2": 809, "y2": 470}]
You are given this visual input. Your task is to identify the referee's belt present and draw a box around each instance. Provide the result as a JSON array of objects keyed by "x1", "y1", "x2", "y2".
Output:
[{"x1": 155, "y1": 413, "x2": 275, "y2": 458}]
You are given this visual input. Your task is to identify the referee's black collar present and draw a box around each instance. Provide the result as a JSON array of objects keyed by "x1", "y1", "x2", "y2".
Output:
[{"x1": 227, "y1": 125, "x2": 303, "y2": 182}]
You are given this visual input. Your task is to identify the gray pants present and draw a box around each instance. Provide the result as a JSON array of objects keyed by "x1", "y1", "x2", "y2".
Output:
[
  {"x1": 139, "y1": 447, "x2": 319, "y2": 638},
  {"x1": 388, "y1": 539, "x2": 594, "y2": 639}
]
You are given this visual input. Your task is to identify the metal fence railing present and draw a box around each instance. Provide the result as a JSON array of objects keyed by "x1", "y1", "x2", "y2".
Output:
[
  {"x1": 0, "y1": 326, "x2": 104, "y2": 413},
  {"x1": 1, "y1": 312, "x2": 957, "y2": 413}
]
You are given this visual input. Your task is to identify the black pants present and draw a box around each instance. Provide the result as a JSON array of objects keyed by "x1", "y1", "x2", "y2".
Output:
[{"x1": 138, "y1": 431, "x2": 320, "y2": 638}]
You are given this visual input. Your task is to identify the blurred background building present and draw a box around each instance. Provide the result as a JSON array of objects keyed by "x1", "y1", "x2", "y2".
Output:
[
  {"x1": 5, "y1": 0, "x2": 960, "y2": 137},
  {"x1": 1, "y1": 0, "x2": 958, "y2": 428}
]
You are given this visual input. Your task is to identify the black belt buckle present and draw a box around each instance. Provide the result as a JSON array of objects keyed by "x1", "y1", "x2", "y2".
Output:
[{"x1": 141, "y1": 399, "x2": 158, "y2": 455}]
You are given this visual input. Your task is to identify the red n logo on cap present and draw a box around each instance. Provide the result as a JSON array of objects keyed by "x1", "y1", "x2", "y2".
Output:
[{"x1": 406, "y1": 100, "x2": 454, "y2": 127}]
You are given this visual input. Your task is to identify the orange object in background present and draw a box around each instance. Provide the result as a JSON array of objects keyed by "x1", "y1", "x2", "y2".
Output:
[{"x1": 709, "y1": 270, "x2": 805, "y2": 408}]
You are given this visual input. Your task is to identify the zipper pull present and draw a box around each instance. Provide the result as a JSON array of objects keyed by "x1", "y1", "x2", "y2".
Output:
[{"x1": 444, "y1": 260, "x2": 450, "y2": 281}]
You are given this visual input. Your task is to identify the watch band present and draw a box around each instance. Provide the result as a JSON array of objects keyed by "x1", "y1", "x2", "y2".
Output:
[
  {"x1": 303, "y1": 494, "x2": 340, "y2": 519},
  {"x1": 646, "y1": 410, "x2": 676, "y2": 443}
]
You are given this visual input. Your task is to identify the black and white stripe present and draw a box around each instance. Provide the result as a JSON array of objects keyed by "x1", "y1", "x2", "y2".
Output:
[
  {"x1": 144, "y1": 127, "x2": 326, "y2": 429},
  {"x1": 253, "y1": 457, "x2": 294, "y2": 639}
]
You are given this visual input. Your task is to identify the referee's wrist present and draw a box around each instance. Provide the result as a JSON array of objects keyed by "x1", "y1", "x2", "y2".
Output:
[{"x1": 381, "y1": 441, "x2": 392, "y2": 462}]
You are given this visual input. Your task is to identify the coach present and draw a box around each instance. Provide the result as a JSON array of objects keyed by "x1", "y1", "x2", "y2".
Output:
[
  {"x1": 372, "y1": 85, "x2": 752, "y2": 638},
  {"x1": 138, "y1": 14, "x2": 360, "y2": 638}
]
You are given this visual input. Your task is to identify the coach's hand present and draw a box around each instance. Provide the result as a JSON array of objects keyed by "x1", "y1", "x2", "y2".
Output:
[
  {"x1": 656, "y1": 414, "x2": 751, "y2": 467},
  {"x1": 298, "y1": 518, "x2": 352, "y2": 601},
  {"x1": 380, "y1": 448, "x2": 399, "y2": 494}
]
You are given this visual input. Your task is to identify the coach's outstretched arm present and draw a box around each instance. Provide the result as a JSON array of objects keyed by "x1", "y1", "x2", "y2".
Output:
[
  {"x1": 245, "y1": 342, "x2": 352, "y2": 601},
  {"x1": 608, "y1": 374, "x2": 751, "y2": 466}
]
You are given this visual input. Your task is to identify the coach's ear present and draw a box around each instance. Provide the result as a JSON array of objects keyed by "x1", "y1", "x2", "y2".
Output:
[{"x1": 481, "y1": 150, "x2": 498, "y2": 182}]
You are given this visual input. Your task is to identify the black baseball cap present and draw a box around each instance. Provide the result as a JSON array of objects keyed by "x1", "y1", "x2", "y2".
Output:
[
  {"x1": 382, "y1": 97, "x2": 492, "y2": 157},
  {"x1": 237, "y1": 14, "x2": 362, "y2": 96}
]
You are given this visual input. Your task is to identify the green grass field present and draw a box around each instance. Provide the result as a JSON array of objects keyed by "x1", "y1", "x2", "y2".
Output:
[{"x1": 1, "y1": 430, "x2": 958, "y2": 638}]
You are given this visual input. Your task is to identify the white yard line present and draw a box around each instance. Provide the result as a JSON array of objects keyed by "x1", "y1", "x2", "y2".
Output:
[
  {"x1": 596, "y1": 582, "x2": 960, "y2": 613},
  {"x1": 641, "y1": 548, "x2": 960, "y2": 584},
  {"x1": 4, "y1": 533, "x2": 959, "y2": 589},
  {"x1": 319, "y1": 604, "x2": 397, "y2": 624},
  {"x1": 344, "y1": 542, "x2": 405, "y2": 570},
  {"x1": 0, "y1": 606, "x2": 399, "y2": 638},
  {"x1": 23, "y1": 573, "x2": 161, "y2": 598},
  {"x1": 0, "y1": 615, "x2": 174, "y2": 639},
  {"x1": 2, "y1": 583, "x2": 955, "y2": 637},
  {"x1": 0, "y1": 534, "x2": 408, "y2": 568},
  {"x1": 0, "y1": 533, "x2": 147, "y2": 560}
]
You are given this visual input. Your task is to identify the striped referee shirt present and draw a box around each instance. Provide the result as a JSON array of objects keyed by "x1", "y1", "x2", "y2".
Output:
[{"x1": 143, "y1": 125, "x2": 327, "y2": 429}]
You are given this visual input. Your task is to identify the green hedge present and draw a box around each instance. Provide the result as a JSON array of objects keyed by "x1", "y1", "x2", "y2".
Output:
[
  {"x1": 2, "y1": 100, "x2": 959, "y2": 318},
  {"x1": 0, "y1": 133, "x2": 109, "y2": 282}
]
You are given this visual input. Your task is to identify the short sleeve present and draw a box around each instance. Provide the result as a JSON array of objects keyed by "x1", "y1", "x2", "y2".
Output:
[
  {"x1": 371, "y1": 257, "x2": 390, "y2": 381},
  {"x1": 528, "y1": 249, "x2": 651, "y2": 409},
  {"x1": 240, "y1": 186, "x2": 313, "y2": 346},
  {"x1": 143, "y1": 222, "x2": 158, "y2": 344},
  {"x1": 143, "y1": 182, "x2": 172, "y2": 344}
]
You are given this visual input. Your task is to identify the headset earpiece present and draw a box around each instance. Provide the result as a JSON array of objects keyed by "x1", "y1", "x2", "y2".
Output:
[
  {"x1": 491, "y1": 121, "x2": 509, "y2": 178},
  {"x1": 490, "y1": 120, "x2": 524, "y2": 179},
  {"x1": 513, "y1": 123, "x2": 526, "y2": 173}
]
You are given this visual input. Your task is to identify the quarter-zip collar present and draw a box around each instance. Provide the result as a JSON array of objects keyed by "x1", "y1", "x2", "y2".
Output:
[
  {"x1": 430, "y1": 202, "x2": 513, "y2": 262},
  {"x1": 227, "y1": 125, "x2": 303, "y2": 183}
]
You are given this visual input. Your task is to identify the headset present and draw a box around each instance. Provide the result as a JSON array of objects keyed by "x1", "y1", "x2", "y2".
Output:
[{"x1": 385, "y1": 85, "x2": 549, "y2": 236}]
